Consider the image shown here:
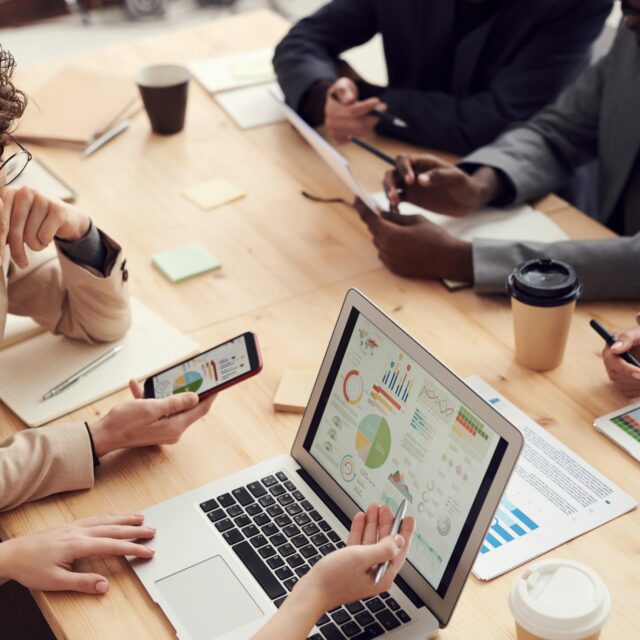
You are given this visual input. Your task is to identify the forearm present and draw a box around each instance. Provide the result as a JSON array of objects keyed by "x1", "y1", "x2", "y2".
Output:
[
  {"x1": 252, "y1": 586, "x2": 324, "y2": 640},
  {"x1": 0, "y1": 540, "x2": 16, "y2": 583},
  {"x1": 0, "y1": 423, "x2": 95, "y2": 512},
  {"x1": 473, "y1": 233, "x2": 640, "y2": 300}
]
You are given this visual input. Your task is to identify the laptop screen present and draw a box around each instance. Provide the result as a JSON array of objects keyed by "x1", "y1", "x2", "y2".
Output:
[{"x1": 304, "y1": 308, "x2": 507, "y2": 596}]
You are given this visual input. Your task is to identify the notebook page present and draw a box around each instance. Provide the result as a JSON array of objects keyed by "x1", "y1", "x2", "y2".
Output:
[
  {"x1": 0, "y1": 297, "x2": 199, "y2": 427},
  {"x1": 0, "y1": 314, "x2": 45, "y2": 350}
]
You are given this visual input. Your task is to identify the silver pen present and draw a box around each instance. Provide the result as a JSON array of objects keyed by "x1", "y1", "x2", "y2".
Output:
[
  {"x1": 83, "y1": 120, "x2": 130, "y2": 157},
  {"x1": 41, "y1": 344, "x2": 124, "y2": 401},
  {"x1": 374, "y1": 499, "x2": 408, "y2": 585}
]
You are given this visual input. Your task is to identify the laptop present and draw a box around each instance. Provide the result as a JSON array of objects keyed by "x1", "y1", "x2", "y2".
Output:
[{"x1": 130, "y1": 289, "x2": 523, "y2": 640}]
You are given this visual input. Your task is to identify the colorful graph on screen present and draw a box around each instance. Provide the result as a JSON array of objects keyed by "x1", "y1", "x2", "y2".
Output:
[
  {"x1": 173, "y1": 371, "x2": 203, "y2": 393},
  {"x1": 387, "y1": 470, "x2": 413, "y2": 502},
  {"x1": 611, "y1": 408, "x2": 640, "y2": 443},
  {"x1": 381, "y1": 354, "x2": 413, "y2": 404}
]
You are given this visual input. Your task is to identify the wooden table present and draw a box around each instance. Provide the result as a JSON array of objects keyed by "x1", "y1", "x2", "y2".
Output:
[{"x1": 2, "y1": 10, "x2": 638, "y2": 639}]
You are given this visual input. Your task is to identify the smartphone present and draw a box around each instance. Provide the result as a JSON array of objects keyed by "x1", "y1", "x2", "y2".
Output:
[{"x1": 143, "y1": 331, "x2": 262, "y2": 399}]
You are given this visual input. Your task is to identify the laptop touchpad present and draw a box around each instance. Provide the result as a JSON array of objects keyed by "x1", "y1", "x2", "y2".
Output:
[{"x1": 155, "y1": 555, "x2": 263, "y2": 639}]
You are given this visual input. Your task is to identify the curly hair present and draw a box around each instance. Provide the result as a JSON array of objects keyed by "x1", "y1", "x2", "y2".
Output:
[{"x1": 0, "y1": 46, "x2": 26, "y2": 156}]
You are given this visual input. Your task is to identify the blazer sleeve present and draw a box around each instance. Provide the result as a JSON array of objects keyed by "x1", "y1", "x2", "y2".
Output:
[
  {"x1": 6, "y1": 229, "x2": 131, "y2": 344},
  {"x1": 273, "y1": 0, "x2": 379, "y2": 112},
  {"x1": 0, "y1": 422, "x2": 95, "y2": 512},
  {"x1": 377, "y1": 0, "x2": 610, "y2": 154},
  {"x1": 472, "y1": 232, "x2": 640, "y2": 300},
  {"x1": 462, "y1": 49, "x2": 608, "y2": 204}
]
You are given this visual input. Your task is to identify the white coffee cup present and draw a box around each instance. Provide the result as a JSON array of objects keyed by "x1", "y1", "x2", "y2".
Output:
[{"x1": 509, "y1": 559, "x2": 611, "y2": 640}]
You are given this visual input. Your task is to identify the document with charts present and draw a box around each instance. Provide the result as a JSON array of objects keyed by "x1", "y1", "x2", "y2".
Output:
[
  {"x1": 309, "y1": 313, "x2": 503, "y2": 591},
  {"x1": 467, "y1": 375, "x2": 637, "y2": 580}
]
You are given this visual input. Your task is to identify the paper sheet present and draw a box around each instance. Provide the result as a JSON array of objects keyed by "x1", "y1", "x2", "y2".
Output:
[
  {"x1": 215, "y1": 82, "x2": 285, "y2": 129},
  {"x1": 153, "y1": 243, "x2": 221, "y2": 283},
  {"x1": 12, "y1": 158, "x2": 75, "y2": 202},
  {"x1": 0, "y1": 298, "x2": 199, "y2": 427},
  {"x1": 183, "y1": 178, "x2": 245, "y2": 211},
  {"x1": 466, "y1": 375, "x2": 637, "y2": 580},
  {"x1": 189, "y1": 48, "x2": 275, "y2": 94}
]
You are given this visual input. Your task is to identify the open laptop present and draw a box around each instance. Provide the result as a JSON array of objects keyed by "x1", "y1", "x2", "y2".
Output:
[{"x1": 130, "y1": 289, "x2": 523, "y2": 640}]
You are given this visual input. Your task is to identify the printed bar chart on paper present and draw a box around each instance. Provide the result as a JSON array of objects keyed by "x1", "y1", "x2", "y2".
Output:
[{"x1": 467, "y1": 375, "x2": 637, "y2": 580}]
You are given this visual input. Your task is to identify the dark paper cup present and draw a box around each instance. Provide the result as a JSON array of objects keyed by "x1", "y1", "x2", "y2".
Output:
[{"x1": 136, "y1": 64, "x2": 190, "y2": 135}]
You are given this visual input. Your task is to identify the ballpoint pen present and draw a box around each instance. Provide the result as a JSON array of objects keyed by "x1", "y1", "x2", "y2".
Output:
[
  {"x1": 330, "y1": 91, "x2": 408, "y2": 129},
  {"x1": 41, "y1": 344, "x2": 124, "y2": 401},
  {"x1": 589, "y1": 319, "x2": 640, "y2": 368},
  {"x1": 374, "y1": 499, "x2": 408, "y2": 585},
  {"x1": 83, "y1": 120, "x2": 130, "y2": 157},
  {"x1": 350, "y1": 136, "x2": 396, "y2": 167}
]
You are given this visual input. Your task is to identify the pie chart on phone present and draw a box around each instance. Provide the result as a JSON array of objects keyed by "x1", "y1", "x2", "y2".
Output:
[{"x1": 173, "y1": 371, "x2": 203, "y2": 394}]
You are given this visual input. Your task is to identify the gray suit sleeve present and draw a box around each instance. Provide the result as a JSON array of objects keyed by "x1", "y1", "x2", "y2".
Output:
[
  {"x1": 463, "y1": 52, "x2": 608, "y2": 205},
  {"x1": 473, "y1": 233, "x2": 640, "y2": 300}
]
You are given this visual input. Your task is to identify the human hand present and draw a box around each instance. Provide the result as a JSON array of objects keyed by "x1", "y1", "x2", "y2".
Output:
[
  {"x1": 0, "y1": 514, "x2": 155, "y2": 594},
  {"x1": 0, "y1": 186, "x2": 91, "y2": 269},
  {"x1": 88, "y1": 379, "x2": 216, "y2": 458},
  {"x1": 298, "y1": 504, "x2": 415, "y2": 613},
  {"x1": 356, "y1": 198, "x2": 473, "y2": 282},
  {"x1": 324, "y1": 77, "x2": 386, "y2": 144},
  {"x1": 603, "y1": 326, "x2": 640, "y2": 397},
  {"x1": 383, "y1": 154, "x2": 500, "y2": 217}
]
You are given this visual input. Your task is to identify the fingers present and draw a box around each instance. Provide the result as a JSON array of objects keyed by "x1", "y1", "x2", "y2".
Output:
[
  {"x1": 611, "y1": 328, "x2": 640, "y2": 353},
  {"x1": 70, "y1": 537, "x2": 155, "y2": 560},
  {"x1": 50, "y1": 567, "x2": 111, "y2": 595},
  {"x1": 377, "y1": 504, "x2": 394, "y2": 539},
  {"x1": 155, "y1": 393, "x2": 215, "y2": 443},
  {"x1": 358, "y1": 535, "x2": 401, "y2": 569},
  {"x1": 84, "y1": 524, "x2": 156, "y2": 541},
  {"x1": 355, "y1": 197, "x2": 383, "y2": 231},
  {"x1": 6, "y1": 186, "x2": 35, "y2": 269},
  {"x1": 70, "y1": 513, "x2": 145, "y2": 528},
  {"x1": 143, "y1": 392, "x2": 200, "y2": 422},
  {"x1": 129, "y1": 378, "x2": 144, "y2": 399},
  {"x1": 381, "y1": 210, "x2": 425, "y2": 227},
  {"x1": 603, "y1": 347, "x2": 640, "y2": 385},
  {"x1": 383, "y1": 168, "x2": 403, "y2": 211},
  {"x1": 347, "y1": 512, "x2": 367, "y2": 546},
  {"x1": 330, "y1": 77, "x2": 359, "y2": 105},
  {"x1": 362, "y1": 504, "x2": 381, "y2": 545},
  {"x1": 418, "y1": 167, "x2": 467, "y2": 188}
]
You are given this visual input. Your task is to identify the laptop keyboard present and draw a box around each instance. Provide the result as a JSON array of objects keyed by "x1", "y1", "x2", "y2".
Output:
[{"x1": 199, "y1": 471, "x2": 412, "y2": 639}]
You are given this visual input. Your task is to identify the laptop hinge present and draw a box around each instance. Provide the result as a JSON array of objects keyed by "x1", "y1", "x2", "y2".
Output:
[{"x1": 296, "y1": 468, "x2": 425, "y2": 610}]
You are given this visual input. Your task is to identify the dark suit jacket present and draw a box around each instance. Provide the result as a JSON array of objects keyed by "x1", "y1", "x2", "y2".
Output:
[
  {"x1": 273, "y1": 0, "x2": 611, "y2": 155},
  {"x1": 465, "y1": 25, "x2": 640, "y2": 300}
]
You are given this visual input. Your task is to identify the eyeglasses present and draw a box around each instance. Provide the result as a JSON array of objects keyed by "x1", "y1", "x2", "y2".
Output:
[{"x1": 0, "y1": 135, "x2": 32, "y2": 188}]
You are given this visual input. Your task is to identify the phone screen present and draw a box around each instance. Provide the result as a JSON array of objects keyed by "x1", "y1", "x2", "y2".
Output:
[{"x1": 152, "y1": 336, "x2": 251, "y2": 398}]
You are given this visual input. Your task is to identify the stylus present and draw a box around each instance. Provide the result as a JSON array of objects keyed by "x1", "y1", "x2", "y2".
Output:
[
  {"x1": 374, "y1": 499, "x2": 407, "y2": 585},
  {"x1": 589, "y1": 319, "x2": 640, "y2": 368}
]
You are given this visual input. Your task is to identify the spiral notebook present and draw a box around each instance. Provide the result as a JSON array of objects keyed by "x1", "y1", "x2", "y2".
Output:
[{"x1": 0, "y1": 298, "x2": 199, "y2": 427}]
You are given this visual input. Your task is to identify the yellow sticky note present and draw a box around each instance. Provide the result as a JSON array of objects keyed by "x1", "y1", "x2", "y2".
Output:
[
  {"x1": 273, "y1": 370, "x2": 316, "y2": 413},
  {"x1": 183, "y1": 178, "x2": 246, "y2": 211}
]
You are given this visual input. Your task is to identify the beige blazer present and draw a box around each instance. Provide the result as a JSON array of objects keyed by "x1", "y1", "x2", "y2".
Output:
[{"x1": 0, "y1": 231, "x2": 130, "y2": 512}]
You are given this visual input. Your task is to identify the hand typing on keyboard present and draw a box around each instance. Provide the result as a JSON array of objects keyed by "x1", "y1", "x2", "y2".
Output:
[{"x1": 252, "y1": 503, "x2": 415, "y2": 640}]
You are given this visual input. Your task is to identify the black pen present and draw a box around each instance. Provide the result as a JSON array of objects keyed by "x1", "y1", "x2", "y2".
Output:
[
  {"x1": 350, "y1": 136, "x2": 396, "y2": 167},
  {"x1": 329, "y1": 91, "x2": 408, "y2": 129},
  {"x1": 589, "y1": 319, "x2": 640, "y2": 368}
]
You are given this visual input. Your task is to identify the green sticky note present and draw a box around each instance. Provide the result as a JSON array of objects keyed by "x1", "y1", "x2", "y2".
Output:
[{"x1": 152, "y1": 243, "x2": 221, "y2": 283}]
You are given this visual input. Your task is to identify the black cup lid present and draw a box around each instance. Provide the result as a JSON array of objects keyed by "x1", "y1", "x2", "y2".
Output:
[{"x1": 506, "y1": 259, "x2": 582, "y2": 307}]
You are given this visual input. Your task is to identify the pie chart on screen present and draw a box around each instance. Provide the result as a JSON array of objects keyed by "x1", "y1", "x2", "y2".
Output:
[
  {"x1": 356, "y1": 414, "x2": 391, "y2": 469},
  {"x1": 173, "y1": 371, "x2": 203, "y2": 394}
]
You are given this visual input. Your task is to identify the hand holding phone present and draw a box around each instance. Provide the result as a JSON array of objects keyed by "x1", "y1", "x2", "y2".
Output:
[{"x1": 144, "y1": 332, "x2": 262, "y2": 399}]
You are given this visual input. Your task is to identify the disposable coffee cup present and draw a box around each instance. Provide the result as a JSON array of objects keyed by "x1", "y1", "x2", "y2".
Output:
[
  {"x1": 507, "y1": 259, "x2": 582, "y2": 371},
  {"x1": 136, "y1": 64, "x2": 190, "y2": 135},
  {"x1": 509, "y1": 559, "x2": 611, "y2": 640}
]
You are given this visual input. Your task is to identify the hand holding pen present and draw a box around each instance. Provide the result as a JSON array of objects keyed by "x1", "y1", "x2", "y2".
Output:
[
  {"x1": 591, "y1": 319, "x2": 640, "y2": 397},
  {"x1": 325, "y1": 77, "x2": 407, "y2": 144}
]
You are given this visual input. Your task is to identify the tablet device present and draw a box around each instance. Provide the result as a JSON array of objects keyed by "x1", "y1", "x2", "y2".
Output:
[{"x1": 594, "y1": 401, "x2": 640, "y2": 462}]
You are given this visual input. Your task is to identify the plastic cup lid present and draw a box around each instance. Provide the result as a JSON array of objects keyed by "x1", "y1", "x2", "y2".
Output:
[
  {"x1": 509, "y1": 559, "x2": 611, "y2": 640},
  {"x1": 507, "y1": 259, "x2": 582, "y2": 307}
]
